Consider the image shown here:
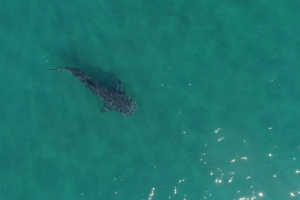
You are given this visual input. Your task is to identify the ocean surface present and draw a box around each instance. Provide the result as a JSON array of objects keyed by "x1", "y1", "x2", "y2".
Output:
[{"x1": 0, "y1": 0, "x2": 300, "y2": 199}]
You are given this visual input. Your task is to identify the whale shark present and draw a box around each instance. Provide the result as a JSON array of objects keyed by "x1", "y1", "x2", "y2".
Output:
[{"x1": 48, "y1": 67, "x2": 137, "y2": 116}]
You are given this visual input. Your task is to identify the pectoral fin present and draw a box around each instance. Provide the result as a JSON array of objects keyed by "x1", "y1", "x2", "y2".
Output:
[
  {"x1": 115, "y1": 79, "x2": 124, "y2": 93},
  {"x1": 101, "y1": 103, "x2": 113, "y2": 112}
]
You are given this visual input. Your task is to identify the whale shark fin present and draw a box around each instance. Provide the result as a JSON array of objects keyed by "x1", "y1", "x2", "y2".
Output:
[
  {"x1": 47, "y1": 68, "x2": 66, "y2": 71},
  {"x1": 115, "y1": 79, "x2": 124, "y2": 93},
  {"x1": 101, "y1": 103, "x2": 113, "y2": 113}
]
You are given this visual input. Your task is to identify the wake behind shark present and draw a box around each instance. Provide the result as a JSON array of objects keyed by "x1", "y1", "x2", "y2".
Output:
[{"x1": 48, "y1": 67, "x2": 137, "y2": 117}]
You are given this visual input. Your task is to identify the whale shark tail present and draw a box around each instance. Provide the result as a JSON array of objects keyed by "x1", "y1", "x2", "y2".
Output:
[
  {"x1": 47, "y1": 67, "x2": 69, "y2": 71},
  {"x1": 47, "y1": 67, "x2": 82, "y2": 77}
]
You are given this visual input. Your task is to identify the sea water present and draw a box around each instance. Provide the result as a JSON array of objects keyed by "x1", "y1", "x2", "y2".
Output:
[{"x1": 0, "y1": 0, "x2": 299, "y2": 199}]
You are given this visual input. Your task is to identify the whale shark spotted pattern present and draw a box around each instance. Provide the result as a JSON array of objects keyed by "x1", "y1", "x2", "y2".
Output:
[{"x1": 48, "y1": 67, "x2": 137, "y2": 116}]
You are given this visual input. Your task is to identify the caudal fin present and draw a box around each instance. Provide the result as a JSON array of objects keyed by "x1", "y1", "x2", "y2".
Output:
[{"x1": 47, "y1": 68, "x2": 67, "y2": 71}]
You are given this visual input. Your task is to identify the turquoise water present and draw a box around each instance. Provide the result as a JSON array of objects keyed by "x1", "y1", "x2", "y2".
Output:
[{"x1": 1, "y1": 0, "x2": 300, "y2": 199}]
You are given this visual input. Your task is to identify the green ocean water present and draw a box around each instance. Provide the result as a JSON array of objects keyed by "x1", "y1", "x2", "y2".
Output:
[{"x1": 0, "y1": 0, "x2": 300, "y2": 199}]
